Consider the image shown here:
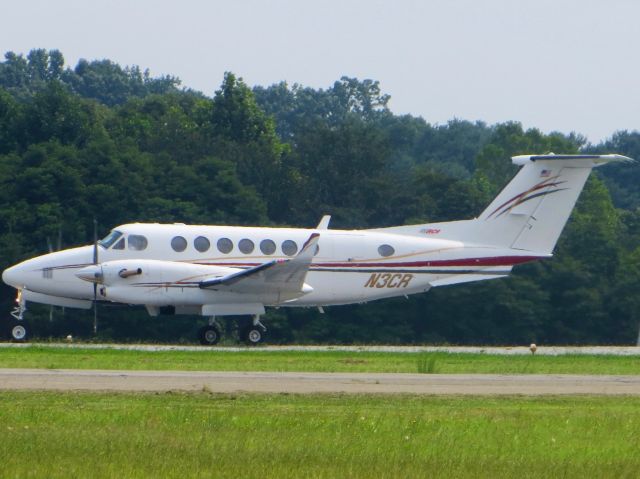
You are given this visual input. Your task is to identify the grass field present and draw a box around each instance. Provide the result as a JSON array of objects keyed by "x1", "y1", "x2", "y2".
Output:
[
  {"x1": 1, "y1": 345, "x2": 640, "y2": 374},
  {"x1": 0, "y1": 391, "x2": 639, "y2": 478}
]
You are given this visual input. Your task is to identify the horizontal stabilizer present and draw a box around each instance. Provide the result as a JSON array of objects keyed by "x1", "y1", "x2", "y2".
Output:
[{"x1": 511, "y1": 153, "x2": 633, "y2": 166}]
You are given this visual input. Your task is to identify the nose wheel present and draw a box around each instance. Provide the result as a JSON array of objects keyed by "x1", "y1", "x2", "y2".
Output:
[
  {"x1": 6, "y1": 289, "x2": 29, "y2": 342},
  {"x1": 8, "y1": 321, "x2": 29, "y2": 342}
]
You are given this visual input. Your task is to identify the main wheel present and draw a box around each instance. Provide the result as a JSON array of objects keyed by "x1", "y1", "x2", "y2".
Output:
[
  {"x1": 198, "y1": 324, "x2": 221, "y2": 346},
  {"x1": 9, "y1": 321, "x2": 28, "y2": 342},
  {"x1": 241, "y1": 326, "x2": 265, "y2": 346}
]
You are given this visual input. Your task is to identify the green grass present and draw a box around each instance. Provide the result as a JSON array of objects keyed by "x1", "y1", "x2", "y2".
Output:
[
  {"x1": 1, "y1": 391, "x2": 640, "y2": 478},
  {"x1": 1, "y1": 346, "x2": 640, "y2": 374}
]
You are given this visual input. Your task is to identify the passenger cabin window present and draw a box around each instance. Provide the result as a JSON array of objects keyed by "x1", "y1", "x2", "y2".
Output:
[
  {"x1": 260, "y1": 239, "x2": 276, "y2": 255},
  {"x1": 378, "y1": 244, "x2": 395, "y2": 257},
  {"x1": 171, "y1": 236, "x2": 187, "y2": 252},
  {"x1": 239, "y1": 239, "x2": 255, "y2": 254},
  {"x1": 282, "y1": 240, "x2": 298, "y2": 256},
  {"x1": 194, "y1": 236, "x2": 210, "y2": 253},
  {"x1": 113, "y1": 238, "x2": 125, "y2": 250},
  {"x1": 217, "y1": 238, "x2": 233, "y2": 254},
  {"x1": 128, "y1": 235, "x2": 148, "y2": 251},
  {"x1": 99, "y1": 230, "x2": 123, "y2": 249}
]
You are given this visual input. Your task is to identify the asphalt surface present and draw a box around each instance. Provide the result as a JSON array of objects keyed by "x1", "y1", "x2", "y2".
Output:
[
  {"x1": 2, "y1": 344, "x2": 639, "y2": 395},
  {"x1": 2, "y1": 369, "x2": 640, "y2": 395},
  {"x1": 2, "y1": 343, "x2": 640, "y2": 355}
]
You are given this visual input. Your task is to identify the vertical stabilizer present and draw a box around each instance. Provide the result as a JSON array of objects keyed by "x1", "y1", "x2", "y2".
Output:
[
  {"x1": 375, "y1": 154, "x2": 632, "y2": 255},
  {"x1": 477, "y1": 154, "x2": 630, "y2": 253}
]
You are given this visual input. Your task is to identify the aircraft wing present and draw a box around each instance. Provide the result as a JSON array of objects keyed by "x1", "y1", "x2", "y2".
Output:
[{"x1": 199, "y1": 233, "x2": 319, "y2": 297}]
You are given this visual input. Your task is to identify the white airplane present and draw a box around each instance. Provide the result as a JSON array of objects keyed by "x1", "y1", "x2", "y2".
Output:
[{"x1": 1, "y1": 153, "x2": 632, "y2": 344}]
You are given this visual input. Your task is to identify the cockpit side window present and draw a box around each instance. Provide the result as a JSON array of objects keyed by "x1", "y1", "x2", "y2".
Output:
[
  {"x1": 112, "y1": 237, "x2": 125, "y2": 250},
  {"x1": 128, "y1": 235, "x2": 148, "y2": 251},
  {"x1": 99, "y1": 230, "x2": 123, "y2": 249}
]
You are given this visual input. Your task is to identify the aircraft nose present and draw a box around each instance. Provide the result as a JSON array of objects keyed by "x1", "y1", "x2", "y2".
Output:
[
  {"x1": 75, "y1": 265, "x2": 103, "y2": 283},
  {"x1": 2, "y1": 263, "x2": 27, "y2": 288}
]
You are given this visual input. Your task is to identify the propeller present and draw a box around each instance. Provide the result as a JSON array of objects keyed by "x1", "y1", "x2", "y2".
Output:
[
  {"x1": 46, "y1": 227, "x2": 64, "y2": 323},
  {"x1": 47, "y1": 236, "x2": 54, "y2": 322},
  {"x1": 92, "y1": 218, "x2": 98, "y2": 335}
]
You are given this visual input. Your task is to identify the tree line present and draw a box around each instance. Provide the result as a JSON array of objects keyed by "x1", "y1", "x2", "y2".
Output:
[{"x1": 1, "y1": 48, "x2": 640, "y2": 344}]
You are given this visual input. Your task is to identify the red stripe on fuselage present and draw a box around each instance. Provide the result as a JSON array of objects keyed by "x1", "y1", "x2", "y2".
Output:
[
  {"x1": 314, "y1": 255, "x2": 542, "y2": 268},
  {"x1": 192, "y1": 256, "x2": 543, "y2": 269}
]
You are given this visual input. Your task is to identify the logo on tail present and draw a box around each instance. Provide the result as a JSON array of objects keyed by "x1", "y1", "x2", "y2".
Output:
[{"x1": 486, "y1": 176, "x2": 568, "y2": 220}]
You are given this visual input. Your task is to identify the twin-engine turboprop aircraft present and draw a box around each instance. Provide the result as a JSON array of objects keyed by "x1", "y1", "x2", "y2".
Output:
[{"x1": 1, "y1": 154, "x2": 632, "y2": 344}]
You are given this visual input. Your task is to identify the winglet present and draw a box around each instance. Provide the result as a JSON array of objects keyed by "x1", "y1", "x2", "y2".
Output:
[
  {"x1": 297, "y1": 233, "x2": 320, "y2": 260},
  {"x1": 316, "y1": 215, "x2": 331, "y2": 230}
]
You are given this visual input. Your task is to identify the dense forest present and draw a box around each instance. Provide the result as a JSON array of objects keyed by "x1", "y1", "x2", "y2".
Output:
[{"x1": 1, "y1": 48, "x2": 640, "y2": 345}]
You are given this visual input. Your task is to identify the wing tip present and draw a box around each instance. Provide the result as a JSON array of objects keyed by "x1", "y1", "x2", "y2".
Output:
[{"x1": 301, "y1": 232, "x2": 320, "y2": 251}]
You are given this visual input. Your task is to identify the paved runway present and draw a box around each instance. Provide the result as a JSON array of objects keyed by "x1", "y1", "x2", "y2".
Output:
[
  {"x1": 2, "y1": 369, "x2": 640, "y2": 395},
  {"x1": 2, "y1": 342, "x2": 640, "y2": 355}
]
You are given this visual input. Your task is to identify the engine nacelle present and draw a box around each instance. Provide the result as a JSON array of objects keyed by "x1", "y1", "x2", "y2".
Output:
[{"x1": 77, "y1": 260, "x2": 237, "y2": 306}]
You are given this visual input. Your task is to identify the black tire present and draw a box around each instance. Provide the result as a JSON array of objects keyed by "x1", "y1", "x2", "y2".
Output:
[
  {"x1": 241, "y1": 326, "x2": 265, "y2": 346},
  {"x1": 198, "y1": 325, "x2": 221, "y2": 346},
  {"x1": 9, "y1": 321, "x2": 28, "y2": 342}
]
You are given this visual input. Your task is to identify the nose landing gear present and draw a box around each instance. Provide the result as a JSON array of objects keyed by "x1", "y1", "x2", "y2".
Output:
[
  {"x1": 7, "y1": 289, "x2": 29, "y2": 342},
  {"x1": 8, "y1": 322, "x2": 28, "y2": 341}
]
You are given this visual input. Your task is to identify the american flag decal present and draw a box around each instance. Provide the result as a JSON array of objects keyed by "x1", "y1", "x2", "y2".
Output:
[{"x1": 540, "y1": 169, "x2": 551, "y2": 177}]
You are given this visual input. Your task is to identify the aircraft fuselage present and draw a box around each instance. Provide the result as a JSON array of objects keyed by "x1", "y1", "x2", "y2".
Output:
[{"x1": 2, "y1": 223, "x2": 536, "y2": 313}]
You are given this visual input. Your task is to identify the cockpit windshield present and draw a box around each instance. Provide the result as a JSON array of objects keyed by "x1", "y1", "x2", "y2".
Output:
[{"x1": 98, "y1": 230, "x2": 123, "y2": 249}]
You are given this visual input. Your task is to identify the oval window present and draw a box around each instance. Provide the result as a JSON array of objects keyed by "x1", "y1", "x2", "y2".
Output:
[
  {"x1": 194, "y1": 236, "x2": 210, "y2": 253},
  {"x1": 128, "y1": 235, "x2": 148, "y2": 251},
  {"x1": 378, "y1": 244, "x2": 395, "y2": 257},
  {"x1": 171, "y1": 236, "x2": 187, "y2": 252},
  {"x1": 260, "y1": 239, "x2": 276, "y2": 255},
  {"x1": 282, "y1": 240, "x2": 298, "y2": 256},
  {"x1": 217, "y1": 238, "x2": 233, "y2": 254},
  {"x1": 239, "y1": 238, "x2": 255, "y2": 254}
]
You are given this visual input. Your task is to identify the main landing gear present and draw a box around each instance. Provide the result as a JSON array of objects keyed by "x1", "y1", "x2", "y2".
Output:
[
  {"x1": 240, "y1": 315, "x2": 267, "y2": 346},
  {"x1": 198, "y1": 315, "x2": 267, "y2": 346},
  {"x1": 7, "y1": 289, "x2": 29, "y2": 342},
  {"x1": 198, "y1": 317, "x2": 221, "y2": 346}
]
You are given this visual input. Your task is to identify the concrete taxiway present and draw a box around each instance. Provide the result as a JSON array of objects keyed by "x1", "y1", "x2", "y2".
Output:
[
  {"x1": 1, "y1": 369, "x2": 640, "y2": 395},
  {"x1": 2, "y1": 342, "x2": 640, "y2": 355}
]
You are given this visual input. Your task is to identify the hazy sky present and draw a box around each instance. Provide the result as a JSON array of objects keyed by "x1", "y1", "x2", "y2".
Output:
[{"x1": 2, "y1": 0, "x2": 639, "y2": 143}]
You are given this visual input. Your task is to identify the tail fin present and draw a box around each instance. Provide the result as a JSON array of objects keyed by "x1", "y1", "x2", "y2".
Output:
[
  {"x1": 475, "y1": 154, "x2": 632, "y2": 252},
  {"x1": 378, "y1": 154, "x2": 632, "y2": 254}
]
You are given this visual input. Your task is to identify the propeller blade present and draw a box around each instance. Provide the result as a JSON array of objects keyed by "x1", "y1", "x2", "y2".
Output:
[
  {"x1": 93, "y1": 218, "x2": 98, "y2": 265},
  {"x1": 92, "y1": 218, "x2": 98, "y2": 335},
  {"x1": 93, "y1": 300, "x2": 97, "y2": 335}
]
